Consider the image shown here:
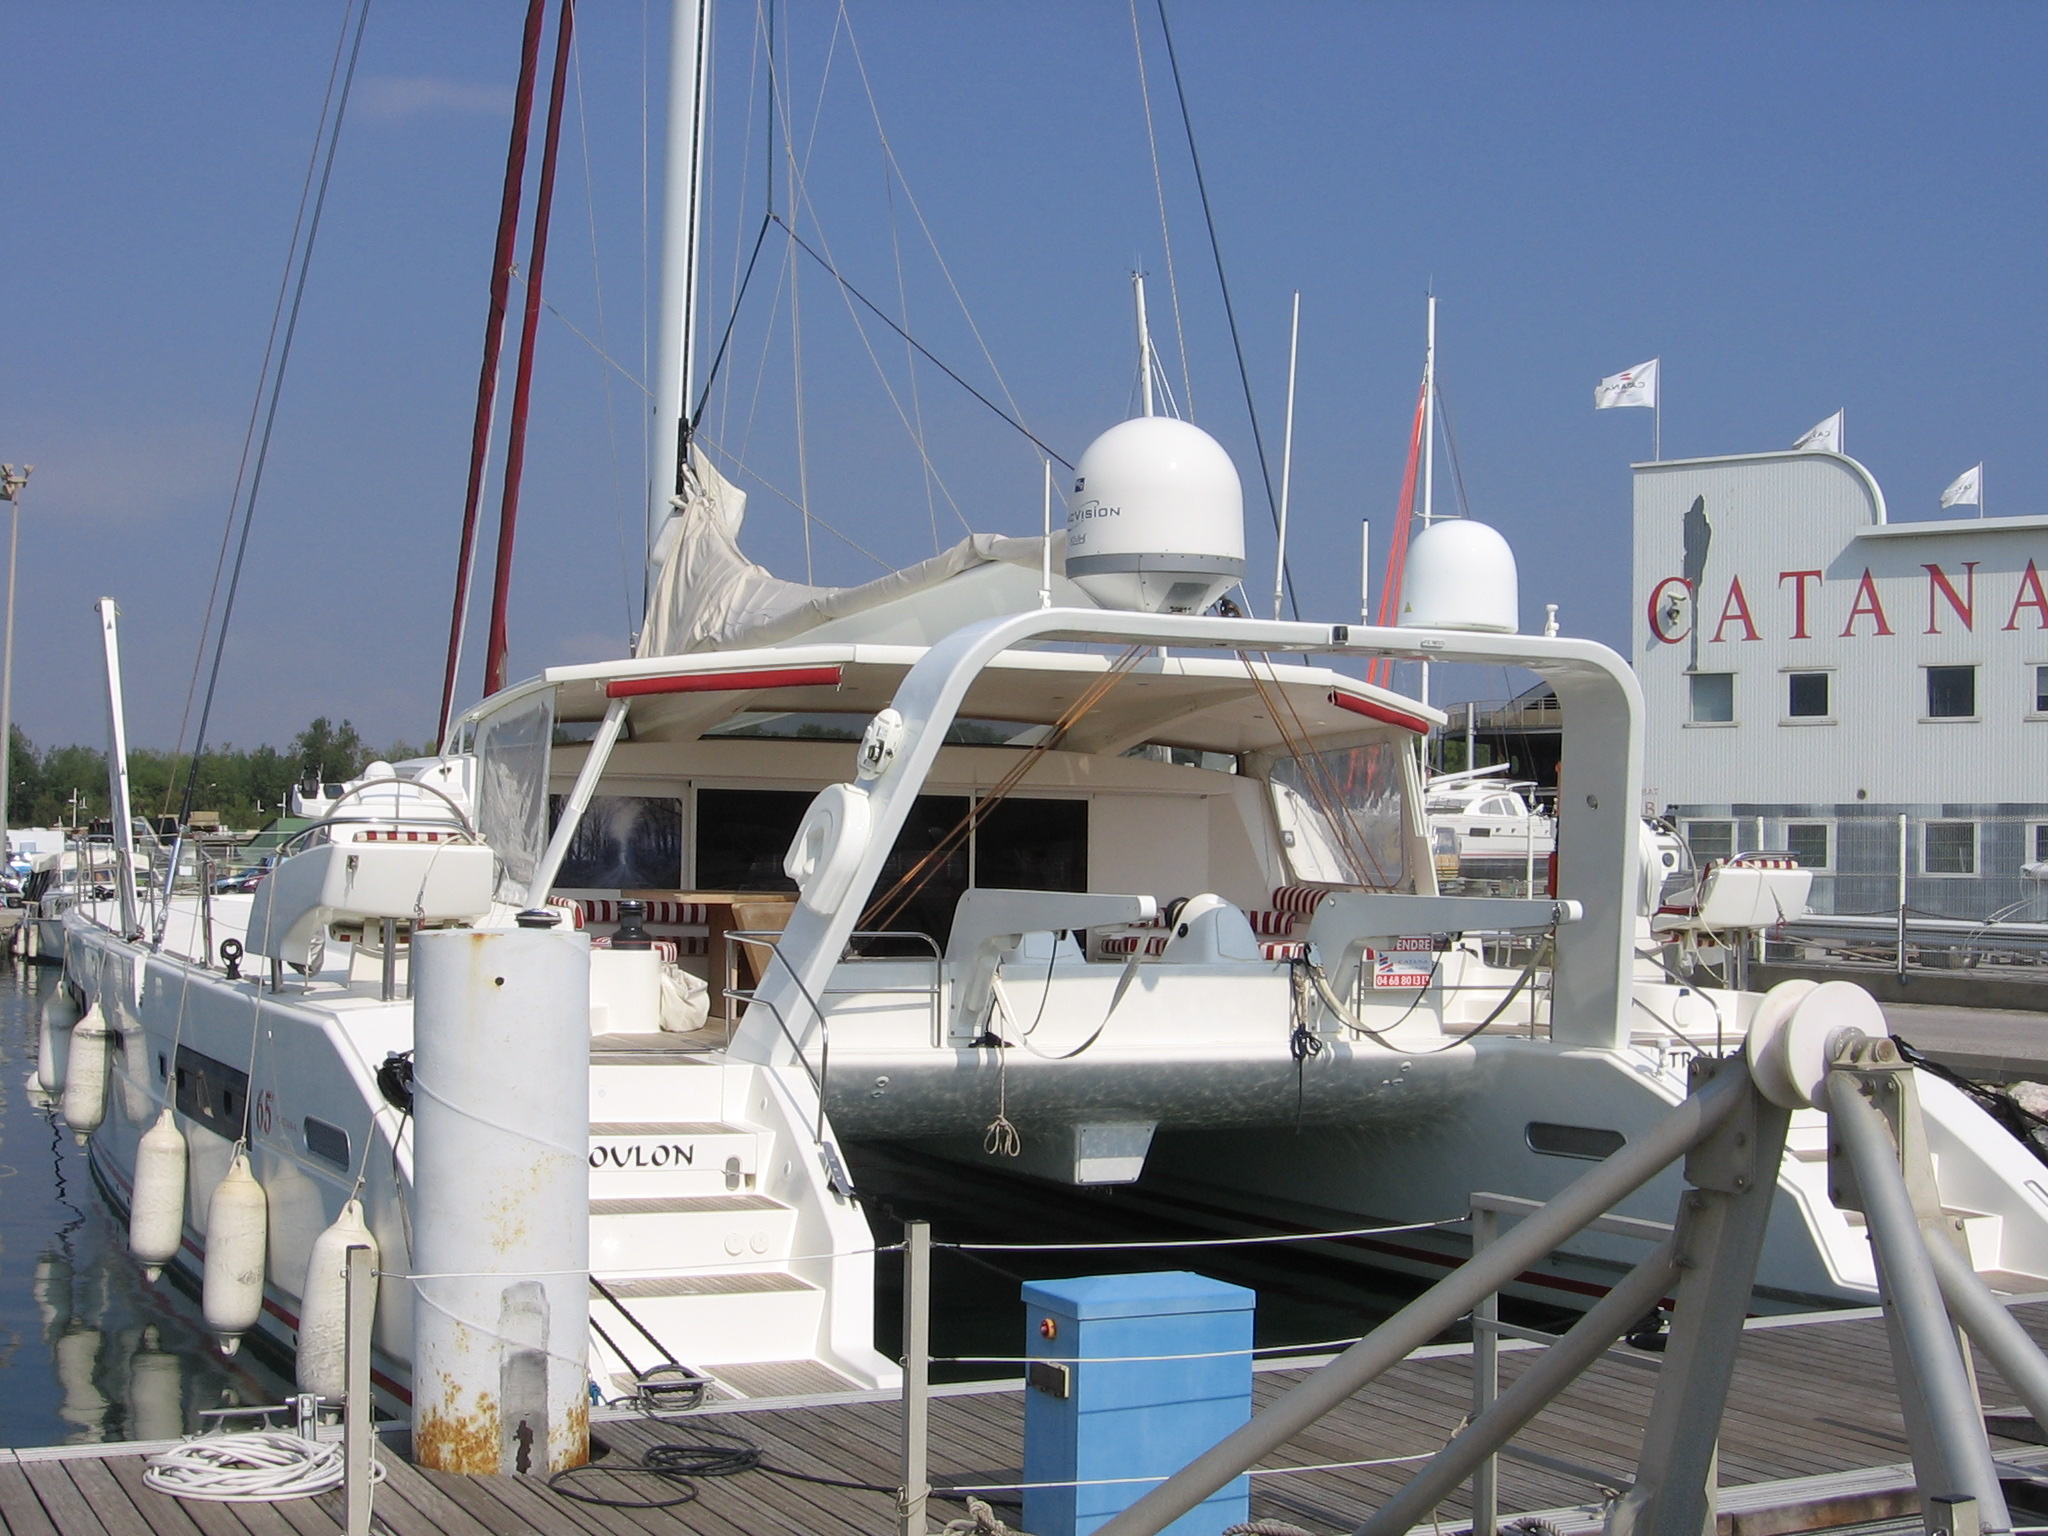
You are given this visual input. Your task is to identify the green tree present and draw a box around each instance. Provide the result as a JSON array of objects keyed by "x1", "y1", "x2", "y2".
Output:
[{"x1": 291, "y1": 717, "x2": 367, "y2": 782}]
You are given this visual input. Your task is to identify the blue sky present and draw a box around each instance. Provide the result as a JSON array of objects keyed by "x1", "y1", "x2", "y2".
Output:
[{"x1": 5, "y1": 1, "x2": 2045, "y2": 752}]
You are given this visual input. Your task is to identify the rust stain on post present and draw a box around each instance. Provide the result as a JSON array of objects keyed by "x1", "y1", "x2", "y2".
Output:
[{"x1": 414, "y1": 1393, "x2": 501, "y2": 1475}]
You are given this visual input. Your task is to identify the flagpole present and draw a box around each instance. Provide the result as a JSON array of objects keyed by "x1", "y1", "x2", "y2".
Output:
[{"x1": 1653, "y1": 380, "x2": 1662, "y2": 462}]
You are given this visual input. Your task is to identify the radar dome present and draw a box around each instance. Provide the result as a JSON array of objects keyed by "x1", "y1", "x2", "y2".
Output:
[
  {"x1": 1398, "y1": 519, "x2": 1519, "y2": 633},
  {"x1": 1065, "y1": 417, "x2": 1245, "y2": 615}
]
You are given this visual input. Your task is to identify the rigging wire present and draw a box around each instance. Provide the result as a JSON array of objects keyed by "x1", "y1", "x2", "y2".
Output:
[
  {"x1": 1152, "y1": 0, "x2": 1293, "y2": 615},
  {"x1": 775, "y1": 218, "x2": 1073, "y2": 470},
  {"x1": 837, "y1": 3, "x2": 1043, "y2": 467},
  {"x1": 178, "y1": 0, "x2": 372, "y2": 829},
  {"x1": 1434, "y1": 379, "x2": 1476, "y2": 521},
  {"x1": 1129, "y1": 0, "x2": 1195, "y2": 417},
  {"x1": 162, "y1": 2, "x2": 362, "y2": 814}
]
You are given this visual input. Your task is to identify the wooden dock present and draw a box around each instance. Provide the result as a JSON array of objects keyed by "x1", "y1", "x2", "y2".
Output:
[{"x1": 6, "y1": 1302, "x2": 2048, "y2": 1536}]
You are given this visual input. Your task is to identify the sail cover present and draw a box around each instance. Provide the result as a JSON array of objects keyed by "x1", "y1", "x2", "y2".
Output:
[{"x1": 638, "y1": 448, "x2": 1063, "y2": 656}]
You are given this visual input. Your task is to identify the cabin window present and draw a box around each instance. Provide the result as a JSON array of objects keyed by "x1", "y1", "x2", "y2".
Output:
[
  {"x1": 547, "y1": 795, "x2": 683, "y2": 889},
  {"x1": 1783, "y1": 823, "x2": 1830, "y2": 869},
  {"x1": 1786, "y1": 672, "x2": 1830, "y2": 719},
  {"x1": 1925, "y1": 665, "x2": 1976, "y2": 719},
  {"x1": 1684, "y1": 821, "x2": 1734, "y2": 863},
  {"x1": 1268, "y1": 741, "x2": 1408, "y2": 890},
  {"x1": 974, "y1": 797, "x2": 1086, "y2": 893},
  {"x1": 1687, "y1": 673, "x2": 1734, "y2": 724},
  {"x1": 1924, "y1": 821, "x2": 1977, "y2": 876}
]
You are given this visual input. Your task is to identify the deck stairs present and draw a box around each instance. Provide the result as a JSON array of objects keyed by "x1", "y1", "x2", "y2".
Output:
[
  {"x1": 581, "y1": 1043, "x2": 881, "y2": 1400},
  {"x1": 1783, "y1": 1111, "x2": 2048, "y2": 1295}
]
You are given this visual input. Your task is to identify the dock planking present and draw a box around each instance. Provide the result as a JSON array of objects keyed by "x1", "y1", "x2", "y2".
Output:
[{"x1": 5, "y1": 1304, "x2": 2048, "y2": 1536}]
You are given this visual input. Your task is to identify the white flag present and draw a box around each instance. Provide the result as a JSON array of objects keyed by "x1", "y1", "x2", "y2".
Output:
[
  {"x1": 1594, "y1": 357, "x2": 1659, "y2": 410},
  {"x1": 1793, "y1": 409, "x2": 1843, "y2": 454},
  {"x1": 1940, "y1": 463, "x2": 1982, "y2": 509}
]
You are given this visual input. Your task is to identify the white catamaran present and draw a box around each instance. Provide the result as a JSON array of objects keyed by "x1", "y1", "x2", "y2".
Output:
[{"x1": 43, "y1": 2, "x2": 2048, "y2": 1412}]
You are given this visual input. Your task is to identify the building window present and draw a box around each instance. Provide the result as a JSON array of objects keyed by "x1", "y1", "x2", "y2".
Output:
[
  {"x1": 2032, "y1": 823, "x2": 2048, "y2": 864},
  {"x1": 1685, "y1": 821, "x2": 1735, "y2": 863},
  {"x1": 1926, "y1": 665, "x2": 1977, "y2": 719},
  {"x1": 1783, "y1": 823, "x2": 1830, "y2": 869},
  {"x1": 1786, "y1": 672, "x2": 1831, "y2": 719},
  {"x1": 2036, "y1": 665, "x2": 2048, "y2": 714},
  {"x1": 1924, "y1": 821, "x2": 1977, "y2": 876},
  {"x1": 1689, "y1": 672, "x2": 1735, "y2": 724}
]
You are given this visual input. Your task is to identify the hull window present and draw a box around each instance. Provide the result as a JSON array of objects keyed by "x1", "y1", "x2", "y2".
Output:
[
  {"x1": 175, "y1": 1046, "x2": 251, "y2": 1140},
  {"x1": 1525, "y1": 1121, "x2": 1626, "y2": 1160},
  {"x1": 304, "y1": 1117, "x2": 351, "y2": 1169}
]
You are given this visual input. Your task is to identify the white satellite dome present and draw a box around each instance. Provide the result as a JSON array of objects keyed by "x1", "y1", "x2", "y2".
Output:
[
  {"x1": 1064, "y1": 416, "x2": 1245, "y2": 615},
  {"x1": 1398, "y1": 518, "x2": 1519, "y2": 634}
]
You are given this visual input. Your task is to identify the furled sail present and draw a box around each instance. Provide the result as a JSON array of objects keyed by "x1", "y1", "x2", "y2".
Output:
[{"x1": 638, "y1": 447, "x2": 1073, "y2": 656}]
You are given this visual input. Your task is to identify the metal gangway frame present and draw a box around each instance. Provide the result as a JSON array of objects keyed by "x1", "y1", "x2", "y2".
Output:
[{"x1": 1047, "y1": 984, "x2": 2048, "y2": 1536}]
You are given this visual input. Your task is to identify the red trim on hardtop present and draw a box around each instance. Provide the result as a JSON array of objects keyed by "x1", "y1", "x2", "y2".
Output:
[
  {"x1": 605, "y1": 664, "x2": 844, "y2": 699},
  {"x1": 1328, "y1": 689, "x2": 1431, "y2": 735}
]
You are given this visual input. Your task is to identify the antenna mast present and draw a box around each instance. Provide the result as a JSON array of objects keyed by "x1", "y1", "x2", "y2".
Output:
[
  {"x1": 1133, "y1": 271, "x2": 1156, "y2": 417},
  {"x1": 1418, "y1": 291, "x2": 1437, "y2": 709}
]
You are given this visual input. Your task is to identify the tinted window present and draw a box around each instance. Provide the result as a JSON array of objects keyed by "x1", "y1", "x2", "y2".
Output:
[
  {"x1": 1927, "y1": 666, "x2": 1976, "y2": 718},
  {"x1": 1787, "y1": 672, "x2": 1830, "y2": 718},
  {"x1": 976, "y1": 798, "x2": 1086, "y2": 892},
  {"x1": 175, "y1": 1046, "x2": 250, "y2": 1139},
  {"x1": 1526, "y1": 1122, "x2": 1626, "y2": 1160},
  {"x1": 1689, "y1": 673, "x2": 1734, "y2": 723},
  {"x1": 694, "y1": 789, "x2": 812, "y2": 893}
]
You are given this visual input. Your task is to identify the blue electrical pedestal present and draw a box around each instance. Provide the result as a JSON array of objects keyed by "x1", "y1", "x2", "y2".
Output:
[{"x1": 1021, "y1": 1272, "x2": 1254, "y2": 1536}]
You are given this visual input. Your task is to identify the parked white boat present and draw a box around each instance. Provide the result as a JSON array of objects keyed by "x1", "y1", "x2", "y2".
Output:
[{"x1": 1424, "y1": 763, "x2": 1555, "y2": 894}]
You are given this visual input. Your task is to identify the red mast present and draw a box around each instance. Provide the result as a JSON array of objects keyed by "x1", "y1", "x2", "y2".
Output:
[
  {"x1": 436, "y1": 0, "x2": 547, "y2": 749},
  {"x1": 481, "y1": 0, "x2": 575, "y2": 702}
]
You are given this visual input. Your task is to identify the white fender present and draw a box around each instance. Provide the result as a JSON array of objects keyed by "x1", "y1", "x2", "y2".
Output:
[
  {"x1": 202, "y1": 1152, "x2": 268, "y2": 1354},
  {"x1": 60, "y1": 1003, "x2": 110, "y2": 1144},
  {"x1": 36, "y1": 991, "x2": 79, "y2": 1094},
  {"x1": 129, "y1": 1108, "x2": 189, "y2": 1281},
  {"x1": 295, "y1": 1199, "x2": 378, "y2": 1401}
]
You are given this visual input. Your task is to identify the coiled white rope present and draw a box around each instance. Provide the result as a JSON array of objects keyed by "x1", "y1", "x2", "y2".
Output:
[{"x1": 142, "y1": 1432, "x2": 384, "y2": 1502}]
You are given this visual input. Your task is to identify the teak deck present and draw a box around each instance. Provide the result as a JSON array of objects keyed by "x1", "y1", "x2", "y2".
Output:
[{"x1": 7, "y1": 1303, "x2": 2048, "y2": 1536}]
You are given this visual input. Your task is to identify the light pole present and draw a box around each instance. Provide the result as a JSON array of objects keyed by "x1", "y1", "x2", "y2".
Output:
[{"x1": 0, "y1": 464, "x2": 33, "y2": 868}]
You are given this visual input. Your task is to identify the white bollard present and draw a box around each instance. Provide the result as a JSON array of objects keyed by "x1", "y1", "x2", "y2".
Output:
[{"x1": 409, "y1": 925, "x2": 590, "y2": 1476}]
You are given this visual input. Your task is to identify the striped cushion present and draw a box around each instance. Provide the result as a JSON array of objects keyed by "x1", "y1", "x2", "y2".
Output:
[
  {"x1": 1097, "y1": 933, "x2": 1170, "y2": 958},
  {"x1": 545, "y1": 897, "x2": 585, "y2": 930},
  {"x1": 1246, "y1": 909, "x2": 1297, "y2": 936},
  {"x1": 353, "y1": 829, "x2": 460, "y2": 843},
  {"x1": 1260, "y1": 941, "x2": 1307, "y2": 961},
  {"x1": 1271, "y1": 885, "x2": 1335, "y2": 916}
]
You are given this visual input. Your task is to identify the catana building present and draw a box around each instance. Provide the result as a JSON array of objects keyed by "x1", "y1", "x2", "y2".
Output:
[{"x1": 1632, "y1": 448, "x2": 2048, "y2": 922}]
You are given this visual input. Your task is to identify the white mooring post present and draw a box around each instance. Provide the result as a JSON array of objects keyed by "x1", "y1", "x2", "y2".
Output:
[
  {"x1": 411, "y1": 923, "x2": 591, "y2": 1475},
  {"x1": 344, "y1": 1242, "x2": 376, "y2": 1536},
  {"x1": 899, "y1": 1220, "x2": 933, "y2": 1536}
]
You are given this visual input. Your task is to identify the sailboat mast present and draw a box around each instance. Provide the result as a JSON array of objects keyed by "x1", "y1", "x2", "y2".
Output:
[
  {"x1": 1133, "y1": 271, "x2": 1156, "y2": 418},
  {"x1": 1418, "y1": 291, "x2": 1436, "y2": 709},
  {"x1": 648, "y1": 0, "x2": 712, "y2": 600}
]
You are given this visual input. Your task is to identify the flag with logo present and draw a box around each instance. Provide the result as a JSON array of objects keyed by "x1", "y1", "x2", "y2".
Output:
[
  {"x1": 1940, "y1": 464, "x2": 1982, "y2": 509},
  {"x1": 1793, "y1": 410, "x2": 1843, "y2": 453},
  {"x1": 1594, "y1": 358, "x2": 1658, "y2": 410}
]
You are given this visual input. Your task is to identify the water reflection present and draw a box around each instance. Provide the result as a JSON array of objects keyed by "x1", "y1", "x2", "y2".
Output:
[{"x1": 0, "y1": 964, "x2": 288, "y2": 1447}]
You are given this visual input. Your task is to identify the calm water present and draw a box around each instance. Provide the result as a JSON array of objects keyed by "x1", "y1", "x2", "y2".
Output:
[{"x1": 0, "y1": 963, "x2": 288, "y2": 1449}]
